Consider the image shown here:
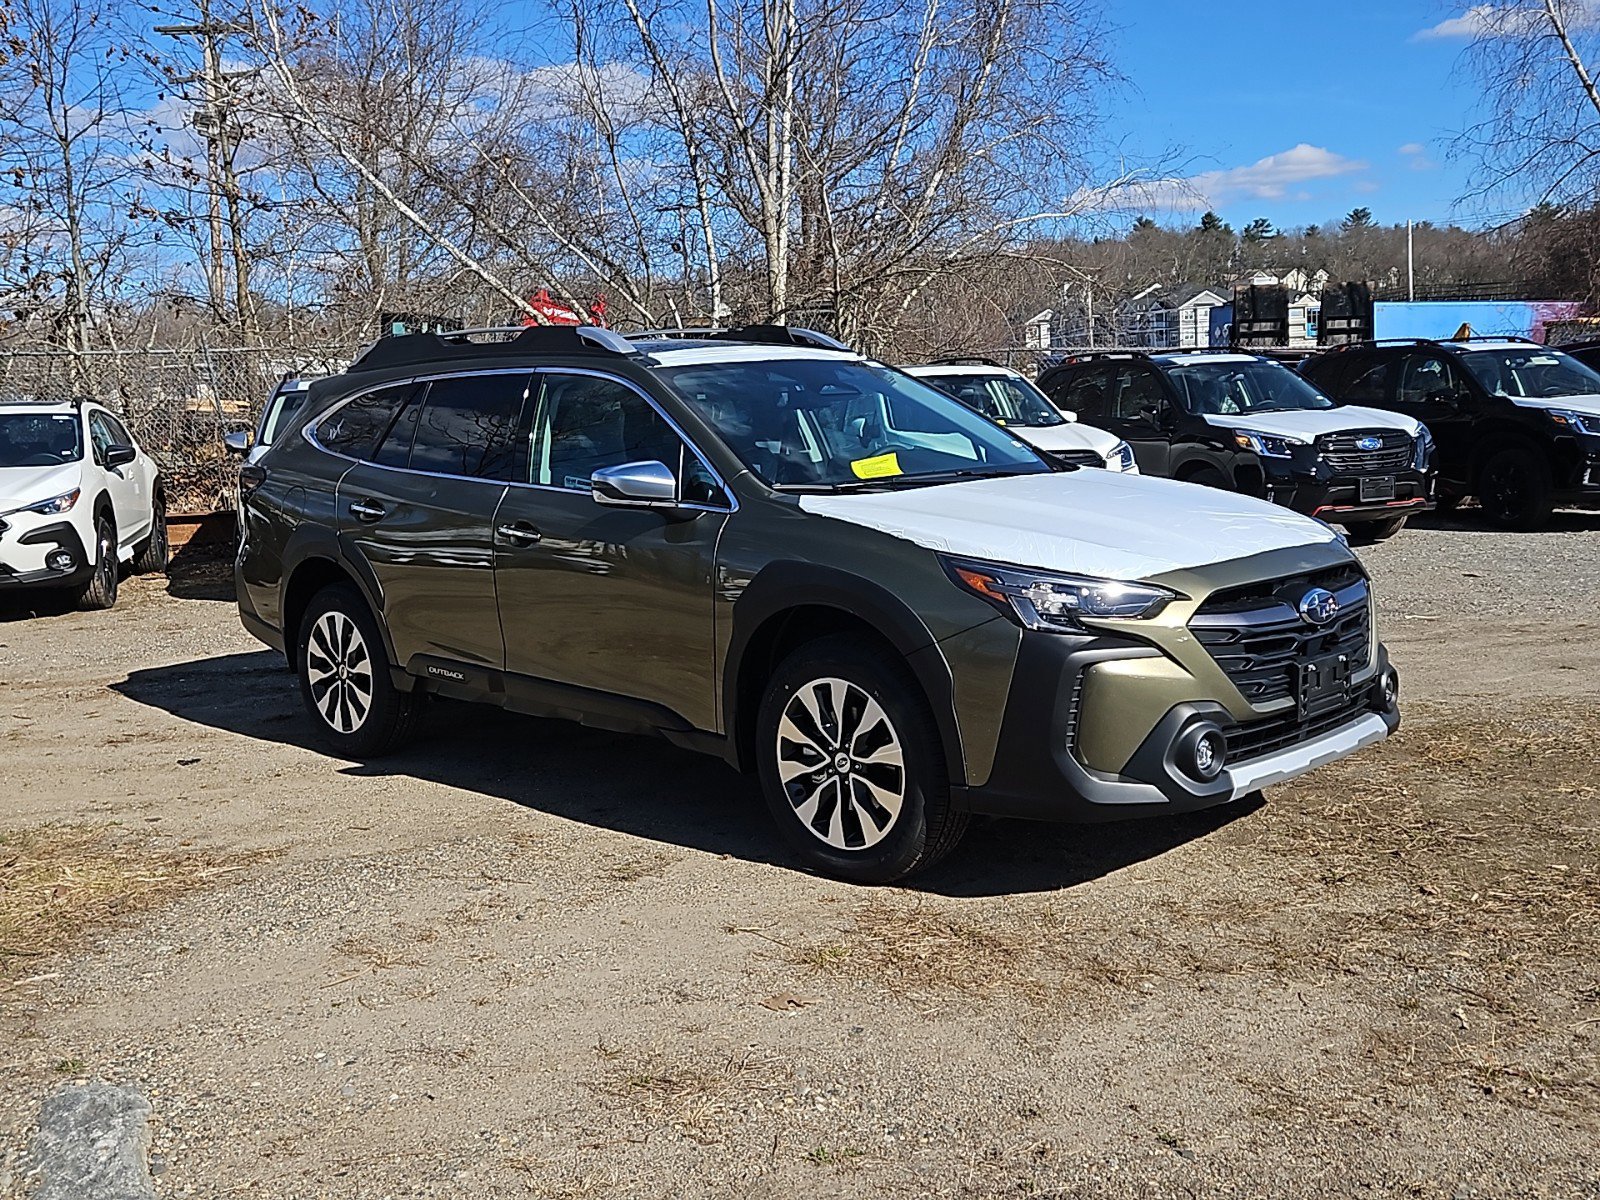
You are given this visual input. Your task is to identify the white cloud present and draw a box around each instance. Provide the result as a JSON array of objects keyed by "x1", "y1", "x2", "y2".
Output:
[
  {"x1": 1082, "y1": 144, "x2": 1368, "y2": 214},
  {"x1": 1411, "y1": 3, "x2": 1598, "y2": 40},
  {"x1": 1398, "y1": 142, "x2": 1426, "y2": 156}
]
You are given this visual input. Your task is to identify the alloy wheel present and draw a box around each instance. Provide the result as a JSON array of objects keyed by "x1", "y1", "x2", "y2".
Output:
[
  {"x1": 305, "y1": 611, "x2": 374, "y2": 734},
  {"x1": 775, "y1": 677, "x2": 906, "y2": 851}
]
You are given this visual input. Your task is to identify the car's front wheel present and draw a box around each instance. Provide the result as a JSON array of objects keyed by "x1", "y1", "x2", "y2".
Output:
[
  {"x1": 74, "y1": 516, "x2": 119, "y2": 610},
  {"x1": 1476, "y1": 444, "x2": 1553, "y2": 530},
  {"x1": 296, "y1": 584, "x2": 425, "y2": 757},
  {"x1": 755, "y1": 635, "x2": 967, "y2": 884}
]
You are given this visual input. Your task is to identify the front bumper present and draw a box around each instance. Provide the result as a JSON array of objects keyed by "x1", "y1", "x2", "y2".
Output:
[
  {"x1": 963, "y1": 630, "x2": 1400, "y2": 821},
  {"x1": 0, "y1": 519, "x2": 93, "y2": 589},
  {"x1": 1260, "y1": 461, "x2": 1436, "y2": 522}
]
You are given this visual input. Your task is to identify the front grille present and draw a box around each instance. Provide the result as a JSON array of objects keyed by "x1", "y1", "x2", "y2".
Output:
[
  {"x1": 1050, "y1": 448, "x2": 1105, "y2": 469},
  {"x1": 1318, "y1": 429, "x2": 1414, "y2": 474},
  {"x1": 1190, "y1": 569, "x2": 1371, "y2": 705},
  {"x1": 1225, "y1": 690, "x2": 1374, "y2": 762}
]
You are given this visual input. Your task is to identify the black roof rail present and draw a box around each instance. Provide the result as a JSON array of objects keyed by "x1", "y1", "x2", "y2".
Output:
[
  {"x1": 922, "y1": 355, "x2": 1006, "y2": 368},
  {"x1": 350, "y1": 324, "x2": 636, "y2": 372},
  {"x1": 1445, "y1": 333, "x2": 1542, "y2": 344},
  {"x1": 1041, "y1": 350, "x2": 1154, "y2": 369},
  {"x1": 622, "y1": 324, "x2": 853, "y2": 352}
]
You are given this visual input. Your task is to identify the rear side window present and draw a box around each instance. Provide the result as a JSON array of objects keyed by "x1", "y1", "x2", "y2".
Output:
[
  {"x1": 1051, "y1": 366, "x2": 1112, "y2": 419},
  {"x1": 318, "y1": 384, "x2": 413, "y2": 459},
  {"x1": 1342, "y1": 357, "x2": 1394, "y2": 405},
  {"x1": 405, "y1": 373, "x2": 532, "y2": 480}
]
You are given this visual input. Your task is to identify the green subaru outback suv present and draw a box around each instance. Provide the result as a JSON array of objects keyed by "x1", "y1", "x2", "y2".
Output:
[{"x1": 235, "y1": 325, "x2": 1400, "y2": 882}]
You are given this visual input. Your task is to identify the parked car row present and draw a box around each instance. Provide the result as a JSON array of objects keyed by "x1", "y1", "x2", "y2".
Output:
[{"x1": 232, "y1": 324, "x2": 1402, "y2": 882}]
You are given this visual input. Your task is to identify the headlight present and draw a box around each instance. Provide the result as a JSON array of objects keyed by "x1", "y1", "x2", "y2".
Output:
[
  {"x1": 1106, "y1": 440, "x2": 1136, "y2": 472},
  {"x1": 1413, "y1": 425, "x2": 1435, "y2": 470},
  {"x1": 1231, "y1": 430, "x2": 1303, "y2": 459},
  {"x1": 942, "y1": 555, "x2": 1178, "y2": 631},
  {"x1": 1549, "y1": 408, "x2": 1600, "y2": 436},
  {"x1": 25, "y1": 489, "x2": 80, "y2": 515}
]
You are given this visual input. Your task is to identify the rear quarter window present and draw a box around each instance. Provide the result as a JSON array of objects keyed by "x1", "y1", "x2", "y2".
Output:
[{"x1": 315, "y1": 383, "x2": 413, "y2": 459}]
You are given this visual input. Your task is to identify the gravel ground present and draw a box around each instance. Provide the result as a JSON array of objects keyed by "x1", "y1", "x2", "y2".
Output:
[{"x1": 0, "y1": 517, "x2": 1597, "y2": 1199}]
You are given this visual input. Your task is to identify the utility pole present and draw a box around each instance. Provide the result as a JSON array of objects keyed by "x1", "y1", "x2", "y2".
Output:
[
  {"x1": 156, "y1": 4, "x2": 254, "y2": 334},
  {"x1": 1407, "y1": 219, "x2": 1415, "y2": 302}
]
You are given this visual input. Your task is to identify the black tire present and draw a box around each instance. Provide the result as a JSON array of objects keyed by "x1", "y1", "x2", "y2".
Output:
[
  {"x1": 131, "y1": 489, "x2": 169, "y2": 575},
  {"x1": 1343, "y1": 514, "x2": 1408, "y2": 544},
  {"x1": 295, "y1": 583, "x2": 425, "y2": 758},
  {"x1": 1182, "y1": 467, "x2": 1231, "y2": 491},
  {"x1": 1433, "y1": 492, "x2": 1463, "y2": 514},
  {"x1": 74, "y1": 516, "x2": 119, "y2": 610},
  {"x1": 1476, "y1": 444, "x2": 1554, "y2": 530},
  {"x1": 755, "y1": 634, "x2": 967, "y2": 884}
]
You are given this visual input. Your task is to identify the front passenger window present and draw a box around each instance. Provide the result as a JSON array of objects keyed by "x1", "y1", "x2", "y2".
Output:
[{"x1": 534, "y1": 375, "x2": 687, "y2": 493}]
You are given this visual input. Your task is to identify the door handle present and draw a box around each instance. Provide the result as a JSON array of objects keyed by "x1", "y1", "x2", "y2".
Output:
[
  {"x1": 349, "y1": 499, "x2": 386, "y2": 523},
  {"x1": 496, "y1": 521, "x2": 542, "y2": 546}
]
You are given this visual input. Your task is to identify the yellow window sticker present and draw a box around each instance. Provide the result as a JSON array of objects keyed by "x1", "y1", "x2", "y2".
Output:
[{"x1": 850, "y1": 452, "x2": 903, "y2": 479}]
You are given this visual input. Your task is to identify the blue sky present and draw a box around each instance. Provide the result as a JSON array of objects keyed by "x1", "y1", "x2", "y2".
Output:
[{"x1": 1100, "y1": 1, "x2": 1508, "y2": 231}]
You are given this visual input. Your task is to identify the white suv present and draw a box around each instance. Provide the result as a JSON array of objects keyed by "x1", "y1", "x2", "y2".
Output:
[
  {"x1": 904, "y1": 360, "x2": 1138, "y2": 472},
  {"x1": 0, "y1": 401, "x2": 167, "y2": 609}
]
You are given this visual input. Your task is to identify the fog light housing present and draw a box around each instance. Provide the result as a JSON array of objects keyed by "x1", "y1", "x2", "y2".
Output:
[
  {"x1": 45, "y1": 549, "x2": 75, "y2": 573},
  {"x1": 1175, "y1": 722, "x2": 1227, "y2": 782},
  {"x1": 1380, "y1": 668, "x2": 1399, "y2": 711}
]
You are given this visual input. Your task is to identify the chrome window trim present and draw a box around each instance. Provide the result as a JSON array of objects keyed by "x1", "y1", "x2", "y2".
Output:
[{"x1": 302, "y1": 366, "x2": 737, "y2": 514}]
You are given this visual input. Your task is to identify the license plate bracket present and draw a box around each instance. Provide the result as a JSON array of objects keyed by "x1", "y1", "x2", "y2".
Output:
[
  {"x1": 1359, "y1": 475, "x2": 1396, "y2": 502},
  {"x1": 1298, "y1": 653, "x2": 1352, "y2": 718}
]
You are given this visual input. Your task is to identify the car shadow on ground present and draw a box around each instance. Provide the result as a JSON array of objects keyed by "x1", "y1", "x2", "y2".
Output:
[
  {"x1": 112, "y1": 649, "x2": 1261, "y2": 898},
  {"x1": 1406, "y1": 506, "x2": 1600, "y2": 534},
  {"x1": 164, "y1": 539, "x2": 237, "y2": 601}
]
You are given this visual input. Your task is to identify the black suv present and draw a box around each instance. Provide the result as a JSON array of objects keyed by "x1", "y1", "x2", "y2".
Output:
[
  {"x1": 1037, "y1": 351, "x2": 1436, "y2": 542},
  {"x1": 1301, "y1": 337, "x2": 1600, "y2": 528},
  {"x1": 234, "y1": 325, "x2": 1399, "y2": 882}
]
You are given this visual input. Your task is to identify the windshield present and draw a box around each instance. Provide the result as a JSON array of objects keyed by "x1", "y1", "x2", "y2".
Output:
[
  {"x1": 921, "y1": 371, "x2": 1065, "y2": 428},
  {"x1": 0, "y1": 412, "x2": 83, "y2": 467},
  {"x1": 659, "y1": 358, "x2": 1048, "y2": 490},
  {"x1": 1164, "y1": 359, "x2": 1335, "y2": 415},
  {"x1": 260, "y1": 386, "x2": 310, "y2": 446},
  {"x1": 1457, "y1": 347, "x2": 1600, "y2": 399}
]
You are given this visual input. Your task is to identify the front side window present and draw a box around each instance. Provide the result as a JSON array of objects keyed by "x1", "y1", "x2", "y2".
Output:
[
  {"x1": 1457, "y1": 347, "x2": 1600, "y2": 399},
  {"x1": 0, "y1": 413, "x2": 83, "y2": 467},
  {"x1": 928, "y1": 372, "x2": 1065, "y2": 428},
  {"x1": 1164, "y1": 358, "x2": 1335, "y2": 415},
  {"x1": 1397, "y1": 355, "x2": 1468, "y2": 405},
  {"x1": 1050, "y1": 365, "x2": 1112, "y2": 419},
  {"x1": 405, "y1": 373, "x2": 531, "y2": 480},
  {"x1": 1111, "y1": 366, "x2": 1168, "y2": 421},
  {"x1": 317, "y1": 383, "x2": 414, "y2": 459},
  {"x1": 532, "y1": 373, "x2": 697, "y2": 495},
  {"x1": 1341, "y1": 356, "x2": 1392, "y2": 405},
  {"x1": 87, "y1": 411, "x2": 115, "y2": 461},
  {"x1": 659, "y1": 358, "x2": 1045, "y2": 490}
]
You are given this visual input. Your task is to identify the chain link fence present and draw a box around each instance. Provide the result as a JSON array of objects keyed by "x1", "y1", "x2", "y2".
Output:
[{"x1": 0, "y1": 345, "x2": 348, "y2": 513}]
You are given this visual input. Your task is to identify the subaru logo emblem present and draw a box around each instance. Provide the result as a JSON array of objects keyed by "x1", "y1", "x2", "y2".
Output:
[
  {"x1": 1355, "y1": 435, "x2": 1382, "y2": 451},
  {"x1": 1299, "y1": 587, "x2": 1340, "y2": 626}
]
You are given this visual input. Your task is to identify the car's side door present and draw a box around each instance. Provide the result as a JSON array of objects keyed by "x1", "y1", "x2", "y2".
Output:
[
  {"x1": 1103, "y1": 363, "x2": 1174, "y2": 476},
  {"x1": 1042, "y1": 363, "x2": 1114, "y2": 426},
  {"x1": 86, "y1": 410, "x2": 150, "y2": 548},
  {"x1": 1390, "y1": 352, "x2": 1474, "y2": 472},
  {"x1": 334, "y1": 371, "x2": 532, "y2": 672},
  {"x1": 491, "y1": 369, "x2": 732, "y2": 733}
]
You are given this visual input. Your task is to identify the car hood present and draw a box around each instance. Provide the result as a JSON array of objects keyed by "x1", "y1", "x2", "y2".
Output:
[
  {"x1": 1008, "y1": 423, "x2": 1121, "y2": 457},
  {"x1": 1198, "y1": 406, "x2": 1421, "y2": 440},
  {"x1": 799, "y1": 469, "x2": 1341, "y2": 581},
  {"x1": 1510, "y1": 393, "x2": 1600, "y2": 418},
  {"x1": 0, "y1": 462, "x2": 82, "y2": 513}
]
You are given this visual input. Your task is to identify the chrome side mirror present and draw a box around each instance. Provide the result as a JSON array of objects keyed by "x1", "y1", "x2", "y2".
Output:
[
  {"x1": 223, "y1": 430, "x2": 254, "y2": 456},
  {"x1": 592, "y1": 460, "x2": 677, "y2": 506}
]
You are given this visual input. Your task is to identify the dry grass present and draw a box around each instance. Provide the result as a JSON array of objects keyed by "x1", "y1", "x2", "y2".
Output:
[
  {"x1": 0, "y1": 823, "x2": 263, "y2": 988},
  {"x1": 588, "y1": 1042, "x2": 791, "y2": 1143}
]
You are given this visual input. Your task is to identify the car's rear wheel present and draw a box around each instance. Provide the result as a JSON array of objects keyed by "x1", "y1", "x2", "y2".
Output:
[
  {"x1": 755, "y1": 634, "x2": 967, "y2": 883},
  {"x1": 74, "y1": 516, "x2": 119, "y2": 610},
  {"x1": 296, "y1": 584, "x2": 424, "y2": 757},
  {"x1": 1343, "y1": 514, "x2": 1408, "y2": 543},
  {"x1": 1476, "y1": 444, "x2": 1553, "y2": 530},
  {"x1": 131, "y1": 490, "x2": 169, "y2": 575}
]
